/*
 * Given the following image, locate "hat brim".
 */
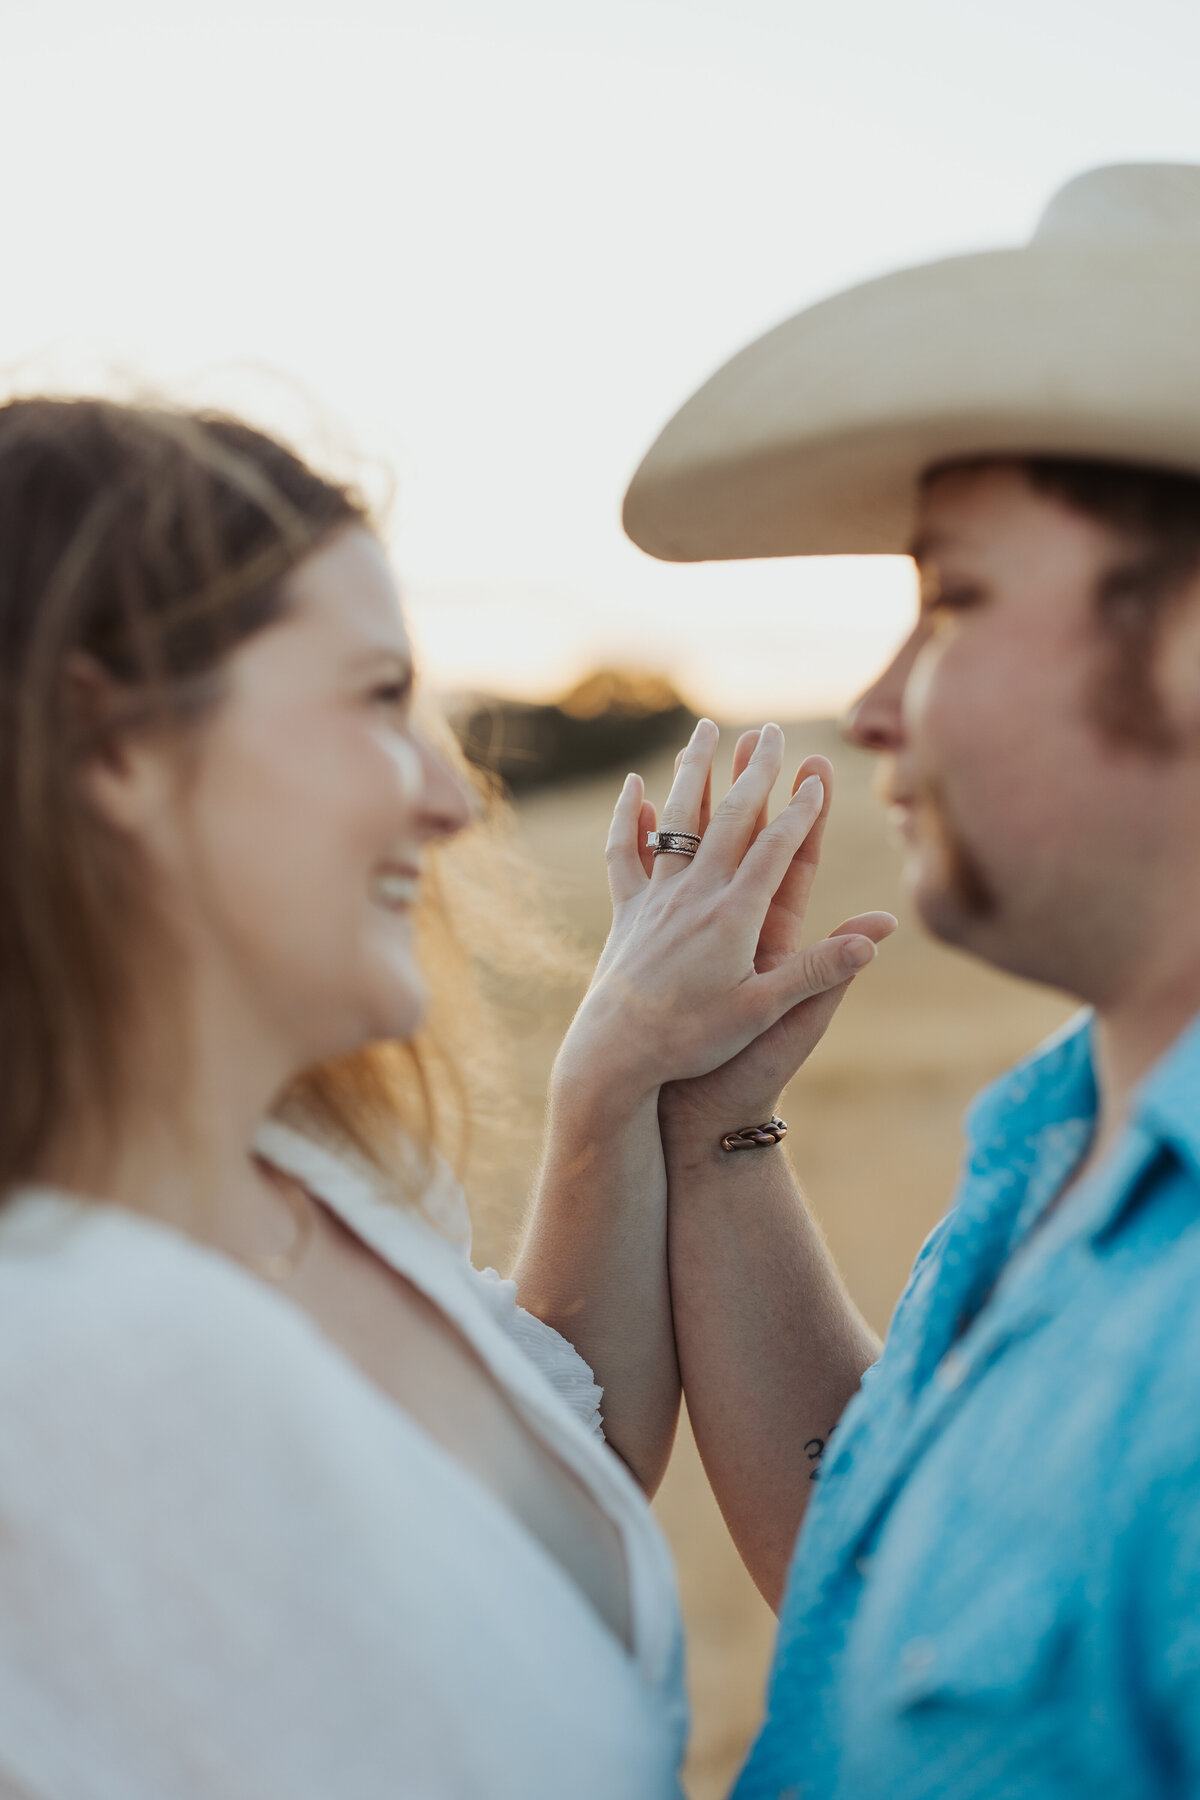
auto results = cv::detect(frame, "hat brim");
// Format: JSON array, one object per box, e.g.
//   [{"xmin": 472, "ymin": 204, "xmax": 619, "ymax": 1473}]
[{"xmin": 622, "ymin": 243, "xmax": 1200, "ymax": 561}]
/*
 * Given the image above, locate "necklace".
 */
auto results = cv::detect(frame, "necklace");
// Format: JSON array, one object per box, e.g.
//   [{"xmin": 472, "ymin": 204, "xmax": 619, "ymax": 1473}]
[{"xmin": 253, "ymin": 1162, "xmax": 316, "ymax": 1284}]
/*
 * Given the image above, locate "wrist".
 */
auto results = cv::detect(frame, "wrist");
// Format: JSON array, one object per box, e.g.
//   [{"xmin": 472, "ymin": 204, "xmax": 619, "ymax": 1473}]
[
  {"xmin": 658, "ymin": 1081, "xmax": 785, "ymax": 1138},
  {"xmin": 553, "ymin": 994, "xmax": 663, "ymax": 1115},
  {"xmin": 549, "ymin": 1044, "xmax": 661, "ymax": 1125},
  {"xmin": 659, "ymin": 1087, "xmax": 789, "ymax": 1167}
]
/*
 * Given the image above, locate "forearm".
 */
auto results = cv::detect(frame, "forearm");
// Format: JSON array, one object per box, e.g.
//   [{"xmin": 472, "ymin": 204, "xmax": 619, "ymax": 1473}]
[
  {"xmin": 665, "ymin": 1108, "xmax": 879, "ymax": 1607},
  {"xmin": 513, "ymin": 1063, "xmax": 680, "ymax": 1494}
]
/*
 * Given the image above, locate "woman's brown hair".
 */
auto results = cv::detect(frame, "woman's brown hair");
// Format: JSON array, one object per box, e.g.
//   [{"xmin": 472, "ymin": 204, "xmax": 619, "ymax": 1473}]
[{"xmin": 0, "ymin": 396, "xmax": 515, "ymax": 1203}]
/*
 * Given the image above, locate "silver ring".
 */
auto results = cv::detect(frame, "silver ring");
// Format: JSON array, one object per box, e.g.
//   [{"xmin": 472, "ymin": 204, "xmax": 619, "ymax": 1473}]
[{"xmin": 647, "ymin": 829, "xmax": 701, "ymax": 858}]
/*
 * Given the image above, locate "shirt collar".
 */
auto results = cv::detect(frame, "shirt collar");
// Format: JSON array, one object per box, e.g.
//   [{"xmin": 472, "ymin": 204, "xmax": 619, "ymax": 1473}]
[
  {"xmin": 1131, "ymin": 1006, "xmax": 1200, "ymax": 1190},
  {"xmin": 962, "ymin": 1002, "xmax": 1200, "ymax": 1256},
  {"xmin": 963, "ymin": 1007, "xmax": 1097, "ymax": 1167}
]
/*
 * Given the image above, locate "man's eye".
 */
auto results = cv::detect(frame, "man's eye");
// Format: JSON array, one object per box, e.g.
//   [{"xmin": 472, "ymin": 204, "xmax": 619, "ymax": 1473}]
[{"xmin": 926, "ymin": 585, "xmax": 983, "ymax": 615}]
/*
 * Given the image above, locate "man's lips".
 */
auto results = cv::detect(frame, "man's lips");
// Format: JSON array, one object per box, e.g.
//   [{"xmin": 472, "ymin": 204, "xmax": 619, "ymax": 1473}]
[{"xmin": 880, "ymin": 789, "xmax": 921, "ymax": 846}]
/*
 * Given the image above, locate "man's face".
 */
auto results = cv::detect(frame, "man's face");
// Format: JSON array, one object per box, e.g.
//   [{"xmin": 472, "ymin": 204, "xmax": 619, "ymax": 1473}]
[{"xmin": 844, "ymin": 462, "xmax": 1199, "ymax": 1000}]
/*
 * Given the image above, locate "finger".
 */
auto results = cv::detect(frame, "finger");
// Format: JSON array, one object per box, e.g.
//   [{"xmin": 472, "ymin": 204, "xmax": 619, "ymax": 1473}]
[
  {"xmin": 730, "ymin": 729, "xmax": 770, "ymax": 839},
  {"xmin": 733, "ymin": 767, "xmax": 826, "ymax": 904},
  {"xmin": 698, "ymin": 761, "xmax": 713, "ymax": 834},
  {"xmin": 605, "ymin": 772, "xmax": 650, "ymax": 903},
  {"xmin": 730, "ymin": 730, "xmax": 758, "ymax": 781},
  {"xmin": 673, "ymin": 746, "xmax": 713, "ymax": 834},
  {"xmin": 750, "ymin": 928, "xmax": 883, "ymax": 1029},
  {"xmin": 637, "ymin": 800, "xmax": 657, "ymax": 879},
  {"xmin": 755, "ymin": 754, "xmax": 837, "ymax": 962},
  {"xmin": 699, "ymin": 721, "xmax": 785, "ymax": 875},
  {"xmin": 652, "ymin": 717, "xmax": 719, "ymax": 882},
  {"xmin": 753, "ymin": 918, "xmax": 897, "ymax": 1047},
  {"xmin": 829, "ymin": 910, "xmax": 899, "ymax": 945},
  {"xmin": 775, "ymin": 754, "xmax": 835, "ymax": 915}
]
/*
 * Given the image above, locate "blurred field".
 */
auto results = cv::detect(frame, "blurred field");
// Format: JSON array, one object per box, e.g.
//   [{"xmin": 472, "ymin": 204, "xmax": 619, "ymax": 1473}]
[{"xmin": 465, "ymin": 718, "xmax": 1075, "ymax": 1800}]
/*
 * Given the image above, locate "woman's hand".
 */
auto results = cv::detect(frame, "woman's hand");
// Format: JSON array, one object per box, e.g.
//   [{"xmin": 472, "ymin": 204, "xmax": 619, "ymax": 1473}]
[
  {"xmin": 658, "ymin": 728, "xmax": 896, "ymax": 1141},
  {"xmin": 553, "ymin": 719, "xmax": 894, "ymax": 1114}
]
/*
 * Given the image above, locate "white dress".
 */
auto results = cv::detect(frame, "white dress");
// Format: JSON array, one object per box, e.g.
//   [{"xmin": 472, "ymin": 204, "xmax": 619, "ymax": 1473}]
[{"xmin": 0, "ymin": 1121, "xmax": 688, "ymax": 1800}]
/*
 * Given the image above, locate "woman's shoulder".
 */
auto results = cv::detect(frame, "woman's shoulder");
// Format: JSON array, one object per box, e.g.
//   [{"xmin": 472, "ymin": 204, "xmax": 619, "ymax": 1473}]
[
  {"xmin": 0, "ymin": 1183, "xmax": 481, "ymax": 1537},
  {"xmin": 0, "ymin": 1186, "xmax": 339, "ymax": 1438}
]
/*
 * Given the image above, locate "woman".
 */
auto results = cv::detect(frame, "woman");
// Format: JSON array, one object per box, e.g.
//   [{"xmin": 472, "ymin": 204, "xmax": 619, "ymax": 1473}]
[{"xmin": 0, "ymin": 397, "xmax": 891, "ymax": 1799}]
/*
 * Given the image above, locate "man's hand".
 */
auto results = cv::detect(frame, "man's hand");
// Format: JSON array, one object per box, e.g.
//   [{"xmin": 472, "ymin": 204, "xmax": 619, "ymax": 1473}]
[
  {"xmin": 656, "ymin": 730, "xmax": 896, "ymax": 1138},
  {"xmin": 553, "ymin": 722, "xmax": 891, "ymax": 1114}
]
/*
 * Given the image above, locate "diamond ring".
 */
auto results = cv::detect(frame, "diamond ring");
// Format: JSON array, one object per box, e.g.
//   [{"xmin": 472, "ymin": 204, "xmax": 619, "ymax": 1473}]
[{"xmin": 647, "ymin": 829, "xmax": 701, "ymax": 859}]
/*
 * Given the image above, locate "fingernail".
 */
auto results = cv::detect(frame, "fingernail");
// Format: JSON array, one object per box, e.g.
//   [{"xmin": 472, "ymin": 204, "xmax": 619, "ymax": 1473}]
[
  {"xmin": 842, "ymin": 936, "xmax": 876, "ymax": 970},
  {"xmin": 793, "ymin": 774, "xmax": 824, "ymax": 807}
]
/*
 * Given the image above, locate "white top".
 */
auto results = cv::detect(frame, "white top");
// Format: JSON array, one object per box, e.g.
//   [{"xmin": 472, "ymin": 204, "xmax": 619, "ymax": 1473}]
[{"xmin": 0, "ymin": 1121, "xmax": 687, "ymax": 1800}]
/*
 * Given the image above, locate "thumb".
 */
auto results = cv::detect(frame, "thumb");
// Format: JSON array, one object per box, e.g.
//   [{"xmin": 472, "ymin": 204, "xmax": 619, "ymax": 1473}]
[{"xmin": 754, "ymin": 931, "xmax": 879, "ymax": 1022}]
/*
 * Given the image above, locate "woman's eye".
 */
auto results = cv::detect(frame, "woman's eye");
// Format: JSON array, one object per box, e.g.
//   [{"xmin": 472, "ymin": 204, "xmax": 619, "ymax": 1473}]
[{"xmin": 371, "ymin": 682, "xmax": 411, "ymax": 709}]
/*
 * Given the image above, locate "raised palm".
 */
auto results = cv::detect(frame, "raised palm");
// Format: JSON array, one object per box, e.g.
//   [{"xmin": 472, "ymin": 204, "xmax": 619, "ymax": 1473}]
[{"xmin": 646, "ymin": 731, "xmax": 894, "ymax": 1131}]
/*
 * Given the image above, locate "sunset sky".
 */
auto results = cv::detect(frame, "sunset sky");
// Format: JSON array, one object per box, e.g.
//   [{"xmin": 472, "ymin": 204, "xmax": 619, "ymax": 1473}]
[{"xmin": 6, "ymin": 0, "xmax": 1200, "ymax": 716}]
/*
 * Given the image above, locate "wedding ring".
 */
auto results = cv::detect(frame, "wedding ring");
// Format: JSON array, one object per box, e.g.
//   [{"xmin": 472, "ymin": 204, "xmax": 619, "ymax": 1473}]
[{"xmin": 647, "ymin": 829, "xmax": 701, "ymax": 858}]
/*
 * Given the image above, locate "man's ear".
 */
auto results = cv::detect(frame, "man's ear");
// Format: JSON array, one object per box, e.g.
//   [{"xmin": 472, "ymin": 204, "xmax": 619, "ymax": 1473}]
[{"xmin": 65, "ymin": 653, "xmax": 164, "ymax": 838}]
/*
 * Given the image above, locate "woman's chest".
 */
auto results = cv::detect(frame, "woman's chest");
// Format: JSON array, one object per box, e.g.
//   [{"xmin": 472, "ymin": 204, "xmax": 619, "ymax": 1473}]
[{"xmin": 289, "ymin": 1203, "xmax": 633, "ymax": 1648}]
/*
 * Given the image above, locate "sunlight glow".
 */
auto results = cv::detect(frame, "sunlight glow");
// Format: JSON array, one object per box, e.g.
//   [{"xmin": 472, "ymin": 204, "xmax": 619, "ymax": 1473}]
[{"xmin": 4, "ymin": 0, "xmax": 1200, "ymax": 715}]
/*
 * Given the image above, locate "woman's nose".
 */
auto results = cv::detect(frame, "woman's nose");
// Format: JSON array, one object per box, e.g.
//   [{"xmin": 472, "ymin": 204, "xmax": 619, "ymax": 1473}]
[{"xmin": 419, "ymin": 741, "xmax": 476, "ymax": 843}]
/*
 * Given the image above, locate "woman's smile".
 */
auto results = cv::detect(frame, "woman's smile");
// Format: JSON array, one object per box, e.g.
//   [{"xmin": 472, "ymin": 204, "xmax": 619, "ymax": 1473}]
[{"xmin": 371, "ymin": 863, "xmax": 422, "ymax": 912}]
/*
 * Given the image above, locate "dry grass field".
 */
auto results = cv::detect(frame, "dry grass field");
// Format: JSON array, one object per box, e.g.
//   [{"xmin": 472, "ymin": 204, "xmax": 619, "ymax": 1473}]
[{"xmin": 464, "ymin": 717, "xmax": 1075, "ymax": 1800}]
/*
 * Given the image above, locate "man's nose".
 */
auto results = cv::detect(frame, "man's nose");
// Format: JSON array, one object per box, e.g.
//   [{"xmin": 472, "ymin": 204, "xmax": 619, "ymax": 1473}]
[
  {"xmin": 842, "ymin": 665, "xmax": 905, "ymax": 752},
  {"xmin": 841, "ymin": 627, "xmax": 922, "ymax": 752}
]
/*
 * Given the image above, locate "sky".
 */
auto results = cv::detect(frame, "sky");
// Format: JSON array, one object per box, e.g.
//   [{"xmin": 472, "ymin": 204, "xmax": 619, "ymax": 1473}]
[{"xmin": 5, "ymin": 0, "xmax": 1200, "ymax": 716}]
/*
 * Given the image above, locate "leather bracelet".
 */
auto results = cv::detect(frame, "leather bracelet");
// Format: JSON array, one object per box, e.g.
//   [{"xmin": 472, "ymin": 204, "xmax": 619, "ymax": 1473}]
[{"xmin": 720, "ymin": 1116, "xmax": 788, "ymax": 1152}]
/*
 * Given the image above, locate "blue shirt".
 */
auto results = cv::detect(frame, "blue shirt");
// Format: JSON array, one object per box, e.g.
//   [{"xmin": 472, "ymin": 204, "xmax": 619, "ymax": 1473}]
[{"xmin": 736, "ymin": 1009, "xmax": 1200, "ymax": 1800}]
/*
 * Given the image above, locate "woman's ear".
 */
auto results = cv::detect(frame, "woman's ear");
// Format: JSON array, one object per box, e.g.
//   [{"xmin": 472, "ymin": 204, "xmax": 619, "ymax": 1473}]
[{"xmin": 64, "ymin": 653, "xmax": 168, "ymax": 839}]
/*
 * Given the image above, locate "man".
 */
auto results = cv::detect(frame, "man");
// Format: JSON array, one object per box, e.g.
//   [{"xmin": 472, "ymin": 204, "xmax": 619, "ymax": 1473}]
[{"xmin": 624, "ymin": 164, "xmax": 1200, "ymax": 1796}]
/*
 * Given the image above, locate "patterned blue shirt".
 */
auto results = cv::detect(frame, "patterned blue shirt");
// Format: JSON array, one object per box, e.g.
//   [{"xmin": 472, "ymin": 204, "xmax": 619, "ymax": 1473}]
[{"xmin": 736, "ymin": 1008, "xmax": 1200, "ymax": 1800}]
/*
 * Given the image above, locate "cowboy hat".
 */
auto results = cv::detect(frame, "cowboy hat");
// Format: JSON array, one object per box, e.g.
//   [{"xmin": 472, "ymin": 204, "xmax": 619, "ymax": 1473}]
[{"xmin": 622, "ymin": 163, "xmax": 1200, "ymax": 562}]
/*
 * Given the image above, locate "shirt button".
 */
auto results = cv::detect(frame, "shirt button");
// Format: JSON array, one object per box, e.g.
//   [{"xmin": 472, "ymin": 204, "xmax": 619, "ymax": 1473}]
[
  {"xmin": 936, "ymin": 1347, "xmax": 969, "ymax": 1390},
  {"xmin": 900, "ymin": 1637, "xmax": 936, "ymax": 1676}
]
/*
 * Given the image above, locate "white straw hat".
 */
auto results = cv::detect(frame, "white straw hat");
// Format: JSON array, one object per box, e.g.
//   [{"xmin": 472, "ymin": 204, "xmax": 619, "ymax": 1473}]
[{"xmin": 622, "ymin": 164, "xmax": 1200, "ymax": 562}]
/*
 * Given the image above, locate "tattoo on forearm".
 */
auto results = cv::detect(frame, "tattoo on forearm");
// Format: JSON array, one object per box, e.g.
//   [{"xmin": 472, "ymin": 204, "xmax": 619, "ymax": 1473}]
[{"xmin": 804, "ymin": 1427, "xmax": 835, "ymax": 1482}]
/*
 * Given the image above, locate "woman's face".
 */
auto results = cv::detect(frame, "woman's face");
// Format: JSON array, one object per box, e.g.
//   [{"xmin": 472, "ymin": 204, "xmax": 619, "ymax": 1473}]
[{"xmin": 117, "ymin": 527, "xmax": 473, "ymax": 1071}]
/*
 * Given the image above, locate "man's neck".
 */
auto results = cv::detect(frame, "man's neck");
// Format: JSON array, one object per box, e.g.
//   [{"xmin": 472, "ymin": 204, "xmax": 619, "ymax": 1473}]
[{"xmin": 1089, "ymin": 951, "xmax": 1200, "ymax": 1168}]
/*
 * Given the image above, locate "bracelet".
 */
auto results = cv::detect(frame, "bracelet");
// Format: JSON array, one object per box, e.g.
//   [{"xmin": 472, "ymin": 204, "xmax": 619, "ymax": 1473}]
[{"xmin": 720, "ymin": 1116, "xmax": 788, "ymax": 1152}]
